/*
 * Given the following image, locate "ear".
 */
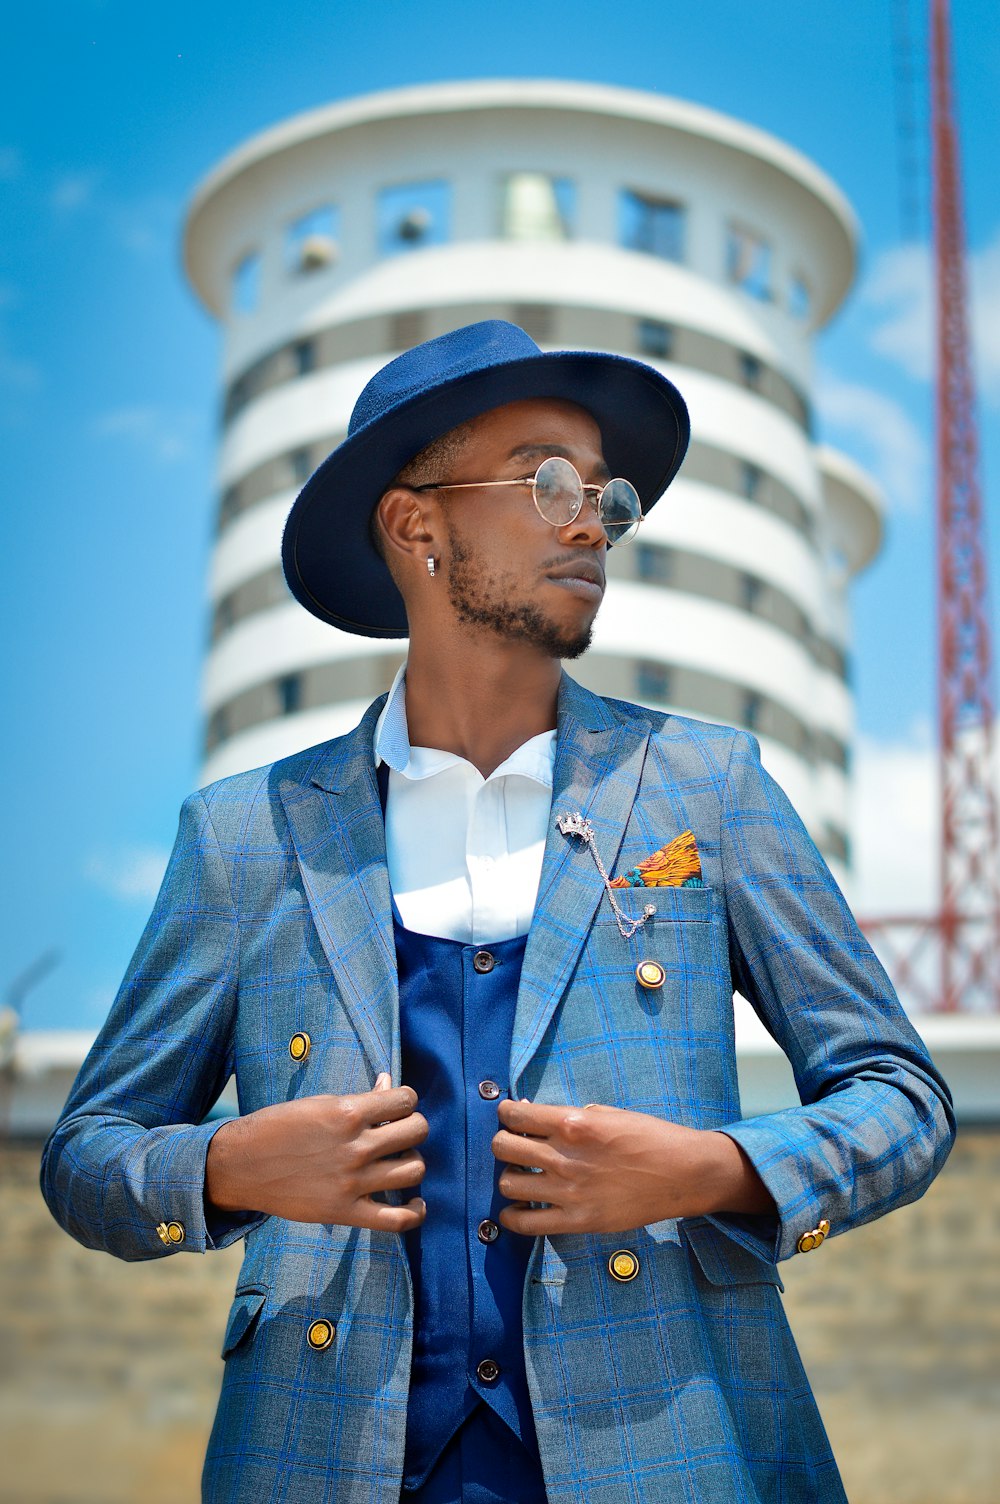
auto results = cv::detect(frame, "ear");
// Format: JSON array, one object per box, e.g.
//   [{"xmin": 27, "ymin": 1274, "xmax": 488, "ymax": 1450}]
[{"xmin": 375, "ymin": 487, "xmax": 437, "ymax": 569}]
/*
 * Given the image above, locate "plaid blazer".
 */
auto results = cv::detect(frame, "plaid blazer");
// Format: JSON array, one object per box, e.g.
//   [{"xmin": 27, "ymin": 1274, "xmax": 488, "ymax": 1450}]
[{"xmin": 41, "ymin": 674, "xmax": 955, "ymax": 1504}]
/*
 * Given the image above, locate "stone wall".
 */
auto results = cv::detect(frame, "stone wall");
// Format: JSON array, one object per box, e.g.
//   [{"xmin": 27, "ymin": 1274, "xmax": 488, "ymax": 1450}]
[{"xmin": 2, "ymin": 1131, "xmax": 995, "ymax": 1503}]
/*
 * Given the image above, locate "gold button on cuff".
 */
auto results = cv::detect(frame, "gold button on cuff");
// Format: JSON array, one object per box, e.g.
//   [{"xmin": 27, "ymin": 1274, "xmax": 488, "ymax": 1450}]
[
  {"xmin": 609, "ymin": 1249, "xmax": 640, "ymax": 1282},
  {"xmin": 817, "ymin": 1219, "xmax": 830, "ymax": 1238},
  {"xmin": 796, "ymin": 1219, "xmax": 831, "ymax": 1255},
  {"xmin": 635, "ymin": 961, "xmax": 666, "ymax": 990},
  {"xmin": 155, "ymin": 1220, "xmax": 185, "ymax": 1246},
  {"xmin": 289, "ymin": 1031, "xmax": 311, "ymax": 1062},
  {"xmin": 307, "ymin": 1319, "xmax": 335, "ymax": 1351}
]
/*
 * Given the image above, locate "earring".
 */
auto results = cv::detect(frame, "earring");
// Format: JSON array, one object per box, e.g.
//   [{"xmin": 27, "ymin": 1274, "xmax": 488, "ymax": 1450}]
[{"xmin": 426, "ymin": 557, "xmax": 436, "ymax": 577}]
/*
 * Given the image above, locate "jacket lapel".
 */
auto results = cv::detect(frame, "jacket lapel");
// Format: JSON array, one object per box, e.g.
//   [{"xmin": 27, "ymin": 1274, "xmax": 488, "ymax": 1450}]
[
  {"xmin": 510, "ymin": 675, "xmax": 650, "ymax": 1092},
  {"xmin": 278, "ymin": 698, "xmax": 400, "ymax": 1081}
]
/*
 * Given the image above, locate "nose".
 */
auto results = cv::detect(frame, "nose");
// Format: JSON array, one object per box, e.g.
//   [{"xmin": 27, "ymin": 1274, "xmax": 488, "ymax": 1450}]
[{"xmin": 558, "ymin": 492, "xmax": 607, "ymax": 550}]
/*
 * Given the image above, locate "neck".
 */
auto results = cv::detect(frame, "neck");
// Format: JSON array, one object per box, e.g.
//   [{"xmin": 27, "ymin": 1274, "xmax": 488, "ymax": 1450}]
[{"xmin": 402, "ymin": 633, "xmax": 562, "ymax": 778}]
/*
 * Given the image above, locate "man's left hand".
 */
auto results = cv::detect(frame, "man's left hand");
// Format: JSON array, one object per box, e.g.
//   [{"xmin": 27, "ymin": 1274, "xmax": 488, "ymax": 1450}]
[{"xmin": 492, "ymin": 1099, "xmax": 774, "ymax": 1235}]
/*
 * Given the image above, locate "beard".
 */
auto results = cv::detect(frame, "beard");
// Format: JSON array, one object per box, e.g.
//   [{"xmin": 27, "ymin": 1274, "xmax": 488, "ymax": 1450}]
[{"xmin": 444, "ymin": 531, "xmax": 594, "ymax": 660}]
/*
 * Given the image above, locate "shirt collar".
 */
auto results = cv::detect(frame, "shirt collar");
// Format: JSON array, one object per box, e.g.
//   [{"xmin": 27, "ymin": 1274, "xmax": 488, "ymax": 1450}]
[{"xmin": 373, "ymin": 662, "xmax": 555, "ymax": 787}]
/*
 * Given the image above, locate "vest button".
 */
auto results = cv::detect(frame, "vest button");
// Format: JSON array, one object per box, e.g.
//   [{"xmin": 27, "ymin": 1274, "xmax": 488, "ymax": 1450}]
[
  {"xmin": 477, "ymin": 1218, "xmax": 500, "ymax": 1244},
  {"xmin": 473, "ymin": 950, "xmax": 496, "ymax": 973},
  {"xmin": 476, "ymin": 1358, "xmax": 500, "ymax": 1383},
  {"xmin": 478, "ymin": 1079, "xmax": 501, "ymax": 1100}
]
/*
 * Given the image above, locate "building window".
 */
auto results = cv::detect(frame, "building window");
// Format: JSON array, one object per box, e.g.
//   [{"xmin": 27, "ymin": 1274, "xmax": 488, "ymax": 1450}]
[
  {"xmin": 501, "ymin": 173, "xmax": 575, "ymax": 240},
  {"xmin": 739, "ymin": 352, "xmax": 763, "ymax": 391},
  {"xmin": 293, "ymin": 340, "xmax": 315, "ymax": 376},
  {"xmin": 511, "ymin": 303, "xmax": 554, "ymax": 343},
  {"xmin": 278, "ymin": 674, "xmax": 302, "ymax": 716},
  {"xmin": 390, "ymin": 310, "xmax": 426, "ymax": 350},
  {"xmin": 206, "ymin": 707, "xmax": 230, "ymax": 751},
  {"xmin": 620, "ymin": 190, "xmax": 685, "ymax": 262},
  {"xmin": 726, "ymin": 224, "xmax": 772, "ymax": 301},
  {"xmin": 636, "ymin": 544, "xmax": 672, "ymax": 585},
  {"xmin": 285, "ymin": 205, "xmax": 340, "ymax": 274},
  {"xmin": 377, "ymin": 180, "xmax": 451, "ymax": 257},
  {"xmin": 740, "ymin": 573, "xmax": 762, "ymax": 611},
  {"xmin": 740, "ymin": 461, "xmax": 762, "ymax": 500},
  {"xmin": 232, "ymin": 251, "xmax": 261, "ymax": 314},
  {"xmin": 789, "ymin": 275, "xmax": 811, "ymax": 322},
  {"xmin": 637, "ymin": 319, "xmax": 673, "ymax": 359},
  {"xmin": 742, "ymin": 691, "xmax": 763, "ymax": 730},
  {"xmin": 636, "ymin": 660, "xmax": 672, "ymax": 703},
  {"xmin": 289, "ymin": 447, "xmax": 312, "ymax": 484}
]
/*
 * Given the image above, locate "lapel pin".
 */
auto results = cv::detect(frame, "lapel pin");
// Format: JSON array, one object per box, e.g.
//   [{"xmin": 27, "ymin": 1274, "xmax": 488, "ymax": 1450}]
[{"xmin": 557, "ymin": 811, "xmax": 657, "ymax": 939}]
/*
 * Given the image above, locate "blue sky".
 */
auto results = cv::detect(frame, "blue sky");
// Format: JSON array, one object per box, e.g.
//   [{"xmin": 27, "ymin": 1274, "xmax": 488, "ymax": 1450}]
[{"xmin": 2, "ymin": 0, "xmax": 998, "ymax": 1031}]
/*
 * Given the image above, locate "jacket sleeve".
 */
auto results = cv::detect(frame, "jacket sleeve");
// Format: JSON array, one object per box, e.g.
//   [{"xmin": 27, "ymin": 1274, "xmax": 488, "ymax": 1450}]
[
  {"xmin": 40, "ymin": 791, "xmax": 266, "ymax": 1260},
  {"xmin": 710, "ymin": 730, "xmax": 955, "ymax": 1264}
]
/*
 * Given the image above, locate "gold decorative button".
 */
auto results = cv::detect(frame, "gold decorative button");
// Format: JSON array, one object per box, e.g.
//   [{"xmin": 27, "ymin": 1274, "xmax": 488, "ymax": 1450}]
[
  {"xmin": 473, "ymin": 950, "xmax": 496, "ymax": 974},
  {"xmin": 608, "ymin": 1249, "xmax": 640, "ymax": 1282},
  {"xmin": 635, "ymin": 961, "xmax": 666, "ymax": 990},
  {"xmin": 289, "ymin": 1031, "xmax": 311, "ymax": 1062},
  {"xmin": 306, "ymin": 1318, "xmax": 335, "ymax": 1351},
  {"xmin": 478, "ymin": 1079, "xmax": 501, "ymax": 1101},
  {"xmin": 155, "ymin": 1220, "xmax": 185, "ymax": 1246},
  {"xmin": 476, "ymin": 1357, "xmax": 500, "ymax": 1383},
  {"xmin": 796, "ymin": 1218, "xmax": 831, "ymax": 1254},
  {"xmin": 477, "ymin": 1219, "xmax": 500, "ymax": 1244}
]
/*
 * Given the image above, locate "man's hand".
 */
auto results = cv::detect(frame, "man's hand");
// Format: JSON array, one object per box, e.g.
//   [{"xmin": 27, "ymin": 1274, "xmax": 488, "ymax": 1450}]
[
  {"xmin": 205, "ymin": 1072, "xmax": 427, "ymax": 1233},
  {"xmin": 492, "ymin": 1099, "xmax": 774, "ymax": 1236}
]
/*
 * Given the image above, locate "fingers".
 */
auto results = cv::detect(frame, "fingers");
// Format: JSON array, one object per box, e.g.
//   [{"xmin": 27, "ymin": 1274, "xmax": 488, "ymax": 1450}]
[
  {"xmin": 491, "ymin": 1128, "xmax": 557, "ymax": 1171},
  {"xmin": 361, "ymin": 1195, "xmax": 427, "ymax": 1233},
  {"xmin": 499, "ymin": 1167, "xmax": 558, "ymax": 1203},
  {"xmin": 359, "ymin": 1083, "xmax": 419, "ymax": 1126},
  {"xmin": 496, "ymin": 1098, "xmax": 585, "ymax": 1135},
  {"xmin": 497, "ymin": 1202, "xmax": 568, "ymax": 1236},
  {"xmin": 357, "ymin": 1151, "xmax": 426, "ymax": 1195},
  {"xmin": 374, "ymin": 1072, "xmax": 392, "ymax": 1090},
  {"xmin": 364, "ymin": 1110, "xmax": 429, "ymax": 1158}
]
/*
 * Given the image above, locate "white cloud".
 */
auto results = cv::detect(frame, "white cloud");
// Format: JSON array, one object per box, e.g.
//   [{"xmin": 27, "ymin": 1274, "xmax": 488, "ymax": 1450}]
[
  {"xmin": 92, "ymin": 404, "xmax": 202, "ymax": 463},
  {"xmin": 49, "ymin": 170, "xmax": 102, "ymax": 214},
  {"xmin": 852, "ymin": 720, "xmax": 938, "ymax": 918},
  {"xmin": 85, "ymin": 845, "xmax": 169, "ymax": 904},
  {"xmin": 862, "ymin": 231, "xmax": 1000, "ymax": 404},
  {"xmin": 816, "ymin": 371, "xmax": 928, "ymax": 511}
]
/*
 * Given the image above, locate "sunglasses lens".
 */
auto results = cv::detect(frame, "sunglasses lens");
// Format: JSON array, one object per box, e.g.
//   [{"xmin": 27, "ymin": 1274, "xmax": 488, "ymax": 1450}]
[
  {"xmin": 533, "ymin": 456, "xmax": 582, "ymax": 526},
  {"xmin": 599, "ymin": 479, "xmax": 642, "ymax": 546}
]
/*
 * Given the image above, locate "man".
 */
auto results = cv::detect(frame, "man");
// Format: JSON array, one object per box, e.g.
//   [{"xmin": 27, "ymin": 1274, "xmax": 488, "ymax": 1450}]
[{"xmin": 42, "ymin": 320, "xmax": 955, "ymax": 1504}]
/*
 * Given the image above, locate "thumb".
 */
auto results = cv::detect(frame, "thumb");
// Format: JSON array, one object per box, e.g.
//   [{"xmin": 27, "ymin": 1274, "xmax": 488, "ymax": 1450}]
[{"xmin": 374, "ymin": 1072, "xmax": 392, "ymax": 1091}]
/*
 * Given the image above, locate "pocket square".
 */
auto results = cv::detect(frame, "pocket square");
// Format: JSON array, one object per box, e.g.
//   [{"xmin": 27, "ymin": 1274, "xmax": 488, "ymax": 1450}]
[{"xmin": 610, "ymin": 830, "xmax": 703, "ymax": 888}]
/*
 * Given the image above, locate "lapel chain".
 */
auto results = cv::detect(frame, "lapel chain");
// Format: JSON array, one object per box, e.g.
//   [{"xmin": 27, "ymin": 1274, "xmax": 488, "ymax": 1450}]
[{"xmin": 556, "ymin": 812, "xmax": 657, "ymax": 939}]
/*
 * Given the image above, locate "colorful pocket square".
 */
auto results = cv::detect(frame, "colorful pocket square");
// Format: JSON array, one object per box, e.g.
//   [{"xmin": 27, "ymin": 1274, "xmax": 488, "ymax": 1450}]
[{"xmin": 610, "ymin": 830, "xmax": 703, "ymax": 888}]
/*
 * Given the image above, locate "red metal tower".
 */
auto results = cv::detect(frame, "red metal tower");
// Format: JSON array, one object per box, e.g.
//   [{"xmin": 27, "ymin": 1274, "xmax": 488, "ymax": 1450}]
[{"xmin": 863, "ymin": 0, "xmax": 999, "ymax": 1011}]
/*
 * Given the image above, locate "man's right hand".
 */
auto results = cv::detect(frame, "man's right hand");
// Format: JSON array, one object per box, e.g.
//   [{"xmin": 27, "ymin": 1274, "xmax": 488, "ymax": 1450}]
[{"xmin": 205, "ymin": 1072, "xmax": 428, "ymax": 1232}]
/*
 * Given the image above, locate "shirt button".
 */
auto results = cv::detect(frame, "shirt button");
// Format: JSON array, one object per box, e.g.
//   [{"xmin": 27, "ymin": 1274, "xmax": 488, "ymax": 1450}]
[
  {"xmin": 477, "ymin": 1218, "xmax": 500, "ymax": 1244},
  {"xmin": 473, "ymin": 950, "xmax": 496, "ymax": 973},
  {"xmin": 478, "ymin": 1079, "xmax": 501, "ymax": 1100},
  {"xmin": 476, "ymin": 1358, "xmax": 500, "ymax": 1383}
]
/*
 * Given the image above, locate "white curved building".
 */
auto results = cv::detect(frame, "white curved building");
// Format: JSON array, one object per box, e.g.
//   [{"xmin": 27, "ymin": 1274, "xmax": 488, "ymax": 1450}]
[{"xmin": 184, "ymin": 79, "xmax": 882, "ymax": 891}]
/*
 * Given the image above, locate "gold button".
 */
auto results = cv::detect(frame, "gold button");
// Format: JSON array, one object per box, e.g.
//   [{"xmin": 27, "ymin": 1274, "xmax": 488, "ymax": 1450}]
[
  {"xmin": 608, "ymin": 1249, "xmax": 640, "ymax": 1282},
  {"xmin": 289, "ymin": 1031, "xmax": 311, "ymax": 1062},
  {"xmin": 156, "ymin": 1220, "xmax": 185, "ymax": 1245},
  {"xmin": 817, "ymin": 1219, "xmax": 830, "ymax": 1238},
  {"xmin": 635, "ymin": 961, "xmax": 665, "ymax": 990},
  {"xmin": 797, "ymin": 1231, "xmax": 817, "ymax": 1253},
  {"xmin": 307, "ymin": 1319, "xmax": 335, "ymax": 1351}
]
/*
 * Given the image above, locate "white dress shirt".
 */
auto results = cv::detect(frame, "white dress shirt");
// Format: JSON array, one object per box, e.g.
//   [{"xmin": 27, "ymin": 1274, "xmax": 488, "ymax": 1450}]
[{"xmin": 373, "ymin": 664, "xmax": 555, "ymax": 943}]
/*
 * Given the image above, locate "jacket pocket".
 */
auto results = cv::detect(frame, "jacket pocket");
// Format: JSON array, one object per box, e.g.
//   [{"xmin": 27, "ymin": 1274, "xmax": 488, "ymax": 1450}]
[
  {"xmin": 221, "ymin": 1286, "xmax": 267, "ymax": 1359},
  {"xmin": 681, "ymin": 1218, "xmax": 784, "ymax": 1291}
]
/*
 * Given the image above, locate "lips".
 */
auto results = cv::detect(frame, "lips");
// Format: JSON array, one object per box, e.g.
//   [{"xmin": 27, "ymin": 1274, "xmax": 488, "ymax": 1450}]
[{"xmin": 545, "ymin": 560, "xmax": 606, "ymax": 594}]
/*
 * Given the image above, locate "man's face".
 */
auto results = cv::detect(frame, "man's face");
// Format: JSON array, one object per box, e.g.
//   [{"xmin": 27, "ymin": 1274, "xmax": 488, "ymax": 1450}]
[{"xmin": 432, "ymin": 398, "xmax": 610, "ymax": 660}]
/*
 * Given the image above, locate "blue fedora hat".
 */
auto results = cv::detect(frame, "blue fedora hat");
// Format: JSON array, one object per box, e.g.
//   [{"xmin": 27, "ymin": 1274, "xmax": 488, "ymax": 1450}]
[{"xmin": 281, "ymin": 319, "xmax": 690, "ymax": 637}]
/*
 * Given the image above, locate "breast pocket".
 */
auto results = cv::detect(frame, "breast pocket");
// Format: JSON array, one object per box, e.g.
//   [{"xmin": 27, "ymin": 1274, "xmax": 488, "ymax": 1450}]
[{"xmin": 586, "ymin": 883, "xmax": 718, "ymax": 1004}]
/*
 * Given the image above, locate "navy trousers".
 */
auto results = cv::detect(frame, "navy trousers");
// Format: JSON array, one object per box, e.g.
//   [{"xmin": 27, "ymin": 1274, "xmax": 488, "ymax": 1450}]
[{"xmin": 400, "ymin": 1403, "xmax": 548, "ymax": 1504}]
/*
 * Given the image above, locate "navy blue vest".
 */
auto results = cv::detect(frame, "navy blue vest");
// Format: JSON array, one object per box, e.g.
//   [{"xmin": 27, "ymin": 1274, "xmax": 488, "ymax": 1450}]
[{"xmin": 395, "ymin": 919, "xmax": 540, "ymax": 1488}]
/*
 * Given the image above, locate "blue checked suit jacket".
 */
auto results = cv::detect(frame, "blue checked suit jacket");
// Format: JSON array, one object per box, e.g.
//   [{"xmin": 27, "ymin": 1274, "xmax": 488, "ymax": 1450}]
[{"xmin": 41, "ymin": 674, "xmax": 955, "ymax": 1504}]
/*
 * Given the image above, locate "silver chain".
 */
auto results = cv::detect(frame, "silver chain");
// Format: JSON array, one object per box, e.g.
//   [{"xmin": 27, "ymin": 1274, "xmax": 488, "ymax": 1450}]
[{"xmin": 556, "ymin": 812, "xmax": 657, "ymax": 939}]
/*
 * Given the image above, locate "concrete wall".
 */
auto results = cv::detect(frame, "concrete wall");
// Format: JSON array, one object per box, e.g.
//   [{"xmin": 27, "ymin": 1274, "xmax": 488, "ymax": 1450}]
[{"xmin": 2, "ymin": 1131, "xmax": 995, "ymax": 1504}]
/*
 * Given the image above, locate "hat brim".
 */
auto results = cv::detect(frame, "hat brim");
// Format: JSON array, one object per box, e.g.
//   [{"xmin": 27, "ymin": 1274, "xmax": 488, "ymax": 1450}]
[{"xmin": 281, "ymin": 349, "xmax": 690, "ymax": 638}]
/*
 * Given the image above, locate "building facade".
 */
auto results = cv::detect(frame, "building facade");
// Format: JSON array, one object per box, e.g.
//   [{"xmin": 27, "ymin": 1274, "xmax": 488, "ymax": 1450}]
[{"xmin": 183, "ymin": 79, "xmax": 882, "ymax": 891}]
